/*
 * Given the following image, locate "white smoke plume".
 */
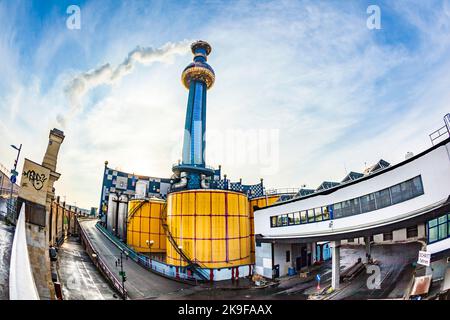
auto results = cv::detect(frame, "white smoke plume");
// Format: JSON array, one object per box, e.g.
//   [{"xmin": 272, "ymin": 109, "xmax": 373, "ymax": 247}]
[{"xmin": 58, "ymin": 39, "xmax": 192, "ymax": 126}]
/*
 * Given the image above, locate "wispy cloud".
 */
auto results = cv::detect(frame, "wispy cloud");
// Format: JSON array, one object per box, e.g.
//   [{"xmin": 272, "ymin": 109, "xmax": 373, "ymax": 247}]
[
  {"xmin": 58, "ymin": 40, "xmax": 191, "ymax": 126},
  {"xmin": 1, "ymin": 0, "xmax": 450, "ymax": 207}
]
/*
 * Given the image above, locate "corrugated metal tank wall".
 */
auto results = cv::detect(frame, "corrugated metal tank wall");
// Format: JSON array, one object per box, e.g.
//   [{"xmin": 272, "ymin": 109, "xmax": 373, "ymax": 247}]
[
  {"xmin": 127, "ymin": 199, "xmax": 167, "ymax": 253},
  {"xmin": 117, "ymin": 198, "xmax": 128, "ymax": 241},
  {"xmin": 166, "ymin": 189, "xmax": 251, "ymax": 268},
  {"xmin": 106, "ymin": 194, "xmax": 117, "ymax": 233},
  {"xmin": 249, "ymin": 195, "xmax": 280, "ymax": 263}
]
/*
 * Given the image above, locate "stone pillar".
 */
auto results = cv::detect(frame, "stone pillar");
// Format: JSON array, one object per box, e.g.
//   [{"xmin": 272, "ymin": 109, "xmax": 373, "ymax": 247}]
[
  {"xmin": 42, "ymin": 129, "xmax": 65, "ymax": 214},
  {"xmin": 331, "ymin": 240, "xmax": 341, "ymax": 290},
  {"xmin": 25, "ymin": 128, "xmax": 65, "ymax": 300}
]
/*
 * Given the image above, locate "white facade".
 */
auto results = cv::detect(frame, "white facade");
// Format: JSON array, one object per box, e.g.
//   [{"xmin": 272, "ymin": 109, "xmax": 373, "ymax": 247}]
[{"xmin": 254, "ymin": 141, "xmax": 450, "ymax": 240}]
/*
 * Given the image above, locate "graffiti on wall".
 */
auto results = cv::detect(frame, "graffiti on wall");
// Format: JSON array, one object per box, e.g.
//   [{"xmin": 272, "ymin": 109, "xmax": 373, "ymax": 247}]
[{"xmin": 19, "ymin": 158, "xmax": 51, "ymax": 206}]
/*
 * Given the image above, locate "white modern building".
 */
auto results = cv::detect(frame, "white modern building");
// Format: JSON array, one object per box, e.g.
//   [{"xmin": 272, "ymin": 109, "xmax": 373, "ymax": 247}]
[{"xmin": 254, "ymin": 117, "xmax": 450, "ymax": 292}]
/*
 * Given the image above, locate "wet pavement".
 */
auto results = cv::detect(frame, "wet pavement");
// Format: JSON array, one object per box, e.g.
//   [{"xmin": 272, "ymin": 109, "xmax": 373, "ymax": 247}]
[
  {"xmin": 0, "ymin": 218, "xmax": 14, "ymax": 300},
  {"xmin": 75, "ymin": 220, "xmax": 423, "ymax": 300},
  {"xmin": 57, "ymin": 236, "xmax": 118, "ymax": 300},
  {"xmin": 80, "ymin": 220, "xmax": 190, "ymax": 299},
  {"xmin": 330, "ymin": 242, "xmax": 421, "ymax": 300}
]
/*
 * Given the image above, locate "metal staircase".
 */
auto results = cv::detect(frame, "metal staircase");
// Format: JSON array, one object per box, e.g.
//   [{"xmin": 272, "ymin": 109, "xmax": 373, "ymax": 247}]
[{"xmin": 160, "ymin": 202, "xmax": 209, "ymax": 281}]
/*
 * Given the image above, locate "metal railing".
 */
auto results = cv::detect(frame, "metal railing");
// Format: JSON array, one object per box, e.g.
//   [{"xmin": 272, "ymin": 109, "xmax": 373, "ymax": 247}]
[
  {"xmin": 265, "ymin": 188, "xmax": 300, "ymax": 195},
  {"xmin": 429, "ymin": 124, "xmax": 449, "ymax": 145}
]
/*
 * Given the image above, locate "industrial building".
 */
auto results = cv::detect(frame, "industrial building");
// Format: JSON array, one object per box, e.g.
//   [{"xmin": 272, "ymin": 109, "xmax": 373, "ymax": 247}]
[
  {"xmin": 98, "ymin": 41, "xmax": 292, "ymax": 281},
  {"xmin": 254, "ymin": 121, "xmax": 450, "ymax": 293}
]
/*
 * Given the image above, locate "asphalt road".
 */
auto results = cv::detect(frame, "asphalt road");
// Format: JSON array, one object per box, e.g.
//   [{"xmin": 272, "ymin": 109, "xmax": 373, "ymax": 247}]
[
  {"xmin": 57, "ymin": 236, "xmax": 118, "ymax": 300},
  {"xmin": 0, "ymin": 218, "xmax": 13, "ymax": 300},
  {"xmin": 80, "ymin": 220, "xmax": 190, "ymax": 299}
]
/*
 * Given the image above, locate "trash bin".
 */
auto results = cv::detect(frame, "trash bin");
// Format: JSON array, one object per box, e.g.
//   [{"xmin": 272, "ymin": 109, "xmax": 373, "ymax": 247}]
[
  {"xmin": 273, "ymin": 264, "xmax": 280, "ymax": 278},
  {"xmin": 288, "ymin": 267, "xmax": 296, "ymax": 276}
]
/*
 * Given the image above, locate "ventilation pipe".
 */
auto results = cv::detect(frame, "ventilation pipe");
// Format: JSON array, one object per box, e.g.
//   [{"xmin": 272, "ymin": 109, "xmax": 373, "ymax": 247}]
[
  {"xmin": 172, "ymin": 172, "xmax": 187, "ymax": 189},
  {"xmin": 200, "ymin": 174, "xmax": 210, "ymax": 189}
]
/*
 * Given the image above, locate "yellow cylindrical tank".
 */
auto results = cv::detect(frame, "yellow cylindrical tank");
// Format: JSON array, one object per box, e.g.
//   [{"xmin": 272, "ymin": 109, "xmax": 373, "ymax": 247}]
[
  {"xmin": 126, "ymin": 198, "xmax": 166, "ymax": 253},
  {"xmin": 166, "ymin": 189, "xmax": 251, "ymax": 269},
  {"xmin": 249, "ymin": 195, "xmax": 280, "ymax": 263}
]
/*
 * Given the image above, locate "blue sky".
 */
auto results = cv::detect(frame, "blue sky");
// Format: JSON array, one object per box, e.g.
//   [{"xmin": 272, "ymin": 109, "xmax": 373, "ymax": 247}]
[{"xmin": 1, "ymin": 0, "xmax": 450, "ymax": 208}]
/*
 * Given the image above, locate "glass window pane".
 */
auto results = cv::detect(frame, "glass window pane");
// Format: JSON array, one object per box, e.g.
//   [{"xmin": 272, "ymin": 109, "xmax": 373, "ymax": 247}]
[
  {"xmin": 428, "ymin": 218, "xmax": 438, "ymax": 228},
  {"xmin": 322, "ymin": 206, "xmax": 330, "ymax": 220},
  {"xmin": 271, "ymin": 216, "xmax": 277, "ymax": 227},
  {"xmin": 375, "ymin": 188, "xmax": 391, "ymax": 209},
  {"xmin": 412, "ymin": 176, "xmax": 424, "ymax": 196},
  {"xmin": 282, "ymin": 215, "xmax": 288, "ymax": 226},
  {"xmin": 341, "ymin": 200, "xmax": 351, "ymax": 217},
  {"xmin": 294, "ymin": 212, "xmax": 300, "ymax": 224},
  {"xmin": 360, "ymin": 193, "xmax": 376, "ymax": 213},
  {"xmin": 277, "ymin": 216, "xmax": 283, "ymax": 227},
  {"xmin": 300, "ymin": 211, "xmax": 307, "ymax": 224},
  {"xmin": 400, "ymin": 180, "xmax": 414, "ymax": 201},
  {"xmin": 390, "ymin": 184, "xmax": 402, "ymax": 204},
  {"xmin": 351, "ymin": 198, "xmax": 361, "ymax": 215},
  {"xmin": 288, "ymin": 213, "xmax": 294, "ymax": 225},
  {"xmin": 314, "ymin": 208, "xmax": 323, "ymax": 222},
  {"xmin": 429, "ymin": 226, "xmax": 438, "ymax": 243},
  {"xmin": 333, "ymin": 202, "xmax": 342, "ymax": 218},
  {"xmin": 438, "ymin": 216, "xmax": 447, "ymax": 224},
  {"xmin": 307, "ymin": 209, "xmax": 315, "ymax": 223},
  {"xmin": 439, "ymin": 223, "xmax": 448, "ymax": 240}
]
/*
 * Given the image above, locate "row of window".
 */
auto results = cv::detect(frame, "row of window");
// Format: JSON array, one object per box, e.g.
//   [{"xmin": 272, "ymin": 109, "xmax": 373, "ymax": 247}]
[
  {"xmin": 270, "ymin": 176, "xmax": 424, "ymax": 228},
  {"xmin": 428, "ymin": 213, "xmax": 450, "ymax": 244}
]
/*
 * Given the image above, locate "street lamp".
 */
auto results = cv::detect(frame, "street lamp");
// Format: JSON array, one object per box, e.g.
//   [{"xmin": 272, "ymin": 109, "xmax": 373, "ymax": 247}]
[
  {"xmin": 8, "ymin": 143, "xmax": 22, "ymax": 221},
  {"xmin": 146, "ymin": 239, "xmax": 154, "ymax": 264}
]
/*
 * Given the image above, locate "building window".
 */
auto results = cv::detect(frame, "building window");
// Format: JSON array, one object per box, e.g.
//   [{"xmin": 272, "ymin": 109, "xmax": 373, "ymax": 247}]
[
  {"xmin": 271, "ymin": 216, "xmax": 277, "ymax": 227},
  {"xmin": 269, "ymin": 176, "xmax": 425, "ymax": 228},
  {"xmin": 314, "ymin": 207, "xmax": 323, "ymax": 222},
  {"xmin": 294, "ymin": 212, "xmax": 300, "ymax": 224},
  {"xmin": 348, "ymin": 238, "xmax": 354, "ymax": 243},
  {"xmin": 282, "ymin": 215, "xmax": 288, "ymax": 226},
  {"xmin": 390, "ymin": 184, "xmax": 403, "ymax": 205},
  {"xmin": 277, "ymin": 216, "xmax": 283, "ymax": 227},
  {"xmin": 300, "ymin": 211, "xmax": 307, "ymax": 224},
  {"xmin": 288, "ymin": 213, "xmax": 294, "ymax": 225},
  {"xmin": 360, "ymin": 193, "xmax": 376, "ymax": 213},
  {"xmin": 322, "ymin": 206, "xmax": 330, "ymax": 220},
  {"xmin": 375, "ymin": 188, "xmax": 391, "ymax": 209},
  {"xmin": 427, "ymin": 214, "xmax": 449, "ymax": 244},
  {"xmin": 407, "ymin": 225, "xmax": 418, "ymax": 238},
  {"xmin": 286, "ymin": 250, "xmax": 290, "ymax": 263},
  {"xmin": 307, "ymin": 209, "xmax": 315, "ymax": 223},
  {"xmin": 383, "ymin": 232, "xmax": 393, "ymax": 241},
  {"xmin": 333, "ymin": 202, "xmax": 343, "ymax": 218}
]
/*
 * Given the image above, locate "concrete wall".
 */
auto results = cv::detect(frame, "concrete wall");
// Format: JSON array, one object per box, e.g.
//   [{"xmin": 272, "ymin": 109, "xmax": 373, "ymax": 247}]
[
  {"xmin": 25, "ymin": 223, "xmax": 53, "ymax": 299},
  {"xmin": 342, "ymin": 223, "xmax": 426, "ymax": 245},
  {"xmin": 255, "ymin": 242, "xmax": 273, "ymax": 278},
  {"xmin": 9, "ymin": 204, "xmax": 39, "ymax": 300},
  {"xmin": 273, "ymin": 243, "xmax": 292, "ymax": 277}
]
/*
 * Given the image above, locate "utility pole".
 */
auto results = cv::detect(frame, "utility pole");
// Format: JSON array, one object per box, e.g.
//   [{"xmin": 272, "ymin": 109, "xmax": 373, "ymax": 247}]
[{"xmin": 8, "ymin": 143, "xmax": 22, "ymax": 221}]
